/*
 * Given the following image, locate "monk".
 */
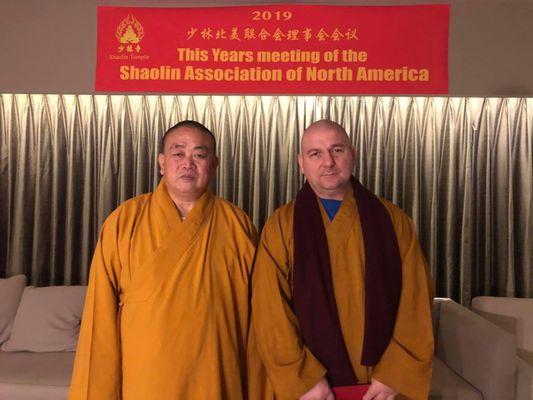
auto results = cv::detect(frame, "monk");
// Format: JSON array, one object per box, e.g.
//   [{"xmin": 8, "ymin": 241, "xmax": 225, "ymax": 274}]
[
  {"xmin": 251, "ymin": 120, "xmax": 434, "ymax": 400},
  {"xmin": 69, "ymin": 121, "xmax": 258, "ymax": 399}
]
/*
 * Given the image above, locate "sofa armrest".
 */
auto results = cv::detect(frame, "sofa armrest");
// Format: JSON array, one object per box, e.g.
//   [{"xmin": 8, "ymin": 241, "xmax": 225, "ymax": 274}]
[
  {"xmin": 472, "ymin": 296, "xmax": 533, "ymax": 353},
  {"xmin": 436, "ymin": 299, "xmax": 516, "ymax": 400}
]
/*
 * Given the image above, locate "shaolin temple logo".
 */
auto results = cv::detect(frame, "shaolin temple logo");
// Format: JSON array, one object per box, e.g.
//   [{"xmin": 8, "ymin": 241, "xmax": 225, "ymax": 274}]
[{"xmin": 115, "ymin": 14, "xmax": 145, "ymax": 53}]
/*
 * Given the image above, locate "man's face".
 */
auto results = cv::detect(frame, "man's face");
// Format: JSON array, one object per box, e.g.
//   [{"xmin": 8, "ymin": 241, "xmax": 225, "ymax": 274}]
[
  {"xmin": 298, "ymin": 127, "xmax": 355, "ymax": 199},
  {"xmin": 158, "ymin": 127, "xmax": 218, "ymax": 201}
]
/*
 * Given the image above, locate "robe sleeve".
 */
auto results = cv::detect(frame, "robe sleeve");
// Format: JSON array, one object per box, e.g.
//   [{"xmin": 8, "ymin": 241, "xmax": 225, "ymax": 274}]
[
  {"xmin": 371, "ymin": 208, "xmax": 434, "ymax": 400},
  {"xmin": 69, "ymin": 214, "xmax": 122, "ymax": 400},
  {"xmin": 251, "ymin": 208, "xmax": 326, "ymax": 400}
]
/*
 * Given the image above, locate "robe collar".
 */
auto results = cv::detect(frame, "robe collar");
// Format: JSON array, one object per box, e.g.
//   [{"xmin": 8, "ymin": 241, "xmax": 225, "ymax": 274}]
[
  {"xmin": 119, "ymin": 182, "xmax": 215, "ymax": 304},
  {"xmin": 154, "ymin": 180, "xmax": 214, "ymax": 235}
]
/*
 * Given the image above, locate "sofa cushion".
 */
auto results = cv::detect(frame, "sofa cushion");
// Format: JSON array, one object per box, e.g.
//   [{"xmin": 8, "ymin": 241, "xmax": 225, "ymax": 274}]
[
  {"xmin": 472, "ymin": 296, "xmax": 533, "ymax": 352},
  {"xmin": 437, "ymin": 299, "xmax": 516, "ymax": 400},
  {"xmin": 0, "ymin": 350, "xmax": 74, "ymax": 400},
  {"xmin": 0, "ymin": 275, "xmax": 27, "ymax": 343},
  {"xmin": 1, "ymin": 286, "xmax": 86, "ymax": 352},
  {"xmin": 429, "ymin": 357, "xmax": 483, "ymax": 400}
]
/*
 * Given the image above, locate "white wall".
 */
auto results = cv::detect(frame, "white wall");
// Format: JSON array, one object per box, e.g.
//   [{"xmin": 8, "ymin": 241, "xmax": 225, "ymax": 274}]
[{"xmin": 1, "ymin": 0, "xmax": 532, "ymax": 95}]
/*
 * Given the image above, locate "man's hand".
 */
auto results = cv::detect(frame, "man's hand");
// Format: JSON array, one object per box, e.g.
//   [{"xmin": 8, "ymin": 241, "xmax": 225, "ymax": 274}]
[
  {"xmin": 299, "ymin": 377, "xmax": 335, "ymax": 400},
  {"xmin": 362, "ymin": 378, "xmax": 397, "ymax": 400}
]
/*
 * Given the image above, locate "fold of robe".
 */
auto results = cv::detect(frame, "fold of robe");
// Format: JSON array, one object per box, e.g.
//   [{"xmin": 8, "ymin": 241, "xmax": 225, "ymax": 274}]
[
  {"xmin": 251, "ymin": 188, "xmax": 434, "ymax": 400},
  {"xmin": 69, "ymin": 181, "xmax": 258, "ymax": 400}
]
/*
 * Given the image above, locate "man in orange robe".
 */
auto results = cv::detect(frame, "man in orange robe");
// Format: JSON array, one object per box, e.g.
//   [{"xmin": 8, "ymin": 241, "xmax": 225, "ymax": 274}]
[
  {"xmin": 251, "ymin": 120, "xmax": 434, "ymax": 400},
  {"xmin": 69, "ymin": 121, "xmax": 258, "ymax": 399}
]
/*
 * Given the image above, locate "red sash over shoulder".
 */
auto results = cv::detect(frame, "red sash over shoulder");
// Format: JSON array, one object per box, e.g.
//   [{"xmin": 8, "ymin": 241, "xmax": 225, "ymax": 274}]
[{"xmin": 293, "ymin": 178, "xmax": 402, "ymax": 386}]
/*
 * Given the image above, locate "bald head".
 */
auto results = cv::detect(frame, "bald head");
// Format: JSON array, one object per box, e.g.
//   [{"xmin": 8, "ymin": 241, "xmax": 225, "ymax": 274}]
[
  {"xmin": 302, "ymin": 119, "xmax": 351, "ymax": 150},
  {"xmin": 301, "ymin": 119, "xmax": 351, "ymax": 153},
  {"xmin": 298, "ymin": 119, "xmax": 355, "ymax": 200}
]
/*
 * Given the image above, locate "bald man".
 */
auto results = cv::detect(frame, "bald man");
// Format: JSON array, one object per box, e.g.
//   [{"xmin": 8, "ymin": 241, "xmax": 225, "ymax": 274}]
[
  {"xmin": 251, "ymin": 120, "xmax": 434, "ymax": 400},
  {"xmin": 69, "ymin": 121, "xmax": 259, "ymax": 399}
]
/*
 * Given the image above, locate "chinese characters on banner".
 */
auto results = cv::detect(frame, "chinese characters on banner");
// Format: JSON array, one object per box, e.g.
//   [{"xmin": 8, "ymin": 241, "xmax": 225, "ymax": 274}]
[{"xmin": 96, "ymin": 5, "xmax": 449, "ymax": 94}]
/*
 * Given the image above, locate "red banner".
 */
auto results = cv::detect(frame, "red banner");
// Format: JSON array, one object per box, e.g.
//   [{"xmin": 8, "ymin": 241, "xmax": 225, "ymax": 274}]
[{"xmin": 96, "ymin": 5, "xmax": 449, "ymax": 94}]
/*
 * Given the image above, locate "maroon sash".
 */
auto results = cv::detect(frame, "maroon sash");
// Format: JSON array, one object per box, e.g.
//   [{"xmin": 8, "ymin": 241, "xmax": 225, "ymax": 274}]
[{"xmin": 292, "ymin": 178, "xmax": 402, "ymax": 386}]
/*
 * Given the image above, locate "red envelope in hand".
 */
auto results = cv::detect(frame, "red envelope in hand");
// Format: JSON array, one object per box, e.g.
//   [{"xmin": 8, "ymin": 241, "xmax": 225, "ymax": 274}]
[{"xmin": 333, "ymin": 384, "xmax": 370, "ymax": 400}]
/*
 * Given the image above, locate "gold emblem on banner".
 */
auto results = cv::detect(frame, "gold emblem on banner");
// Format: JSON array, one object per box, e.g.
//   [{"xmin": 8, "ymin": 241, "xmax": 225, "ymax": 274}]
[{"xmin": 115, "ymin": 15, "xmax": 144, "ymax": 53}]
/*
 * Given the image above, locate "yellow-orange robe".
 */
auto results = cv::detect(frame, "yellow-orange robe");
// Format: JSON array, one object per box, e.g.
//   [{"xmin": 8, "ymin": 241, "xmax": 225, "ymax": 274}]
[
  {"xmin": 251, "ymin": 189, "xmax": 434, "ymax": 400},
  {"xmin": 69, "ymin": 181, "xmax": 258, "ymax": 400}
]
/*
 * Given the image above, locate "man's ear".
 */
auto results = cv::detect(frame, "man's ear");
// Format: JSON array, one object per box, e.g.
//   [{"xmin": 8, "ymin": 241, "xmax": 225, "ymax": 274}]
[
  {"xmin": 208, "ymin": 156, "xmax": 219, "ymax": 181},
  {"xmin": 297, "ymin": 153, "xmax": 305, "ymax": 174},
  {"xmin": 158, "ymin": 153, "xmax": 165, "ymax": 175}
]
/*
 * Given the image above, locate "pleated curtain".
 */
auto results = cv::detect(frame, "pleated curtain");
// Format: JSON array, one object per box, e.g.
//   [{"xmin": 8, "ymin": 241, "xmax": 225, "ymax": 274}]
[{"xmin": 0, "ymin": 94, "xmax": 531, "ymax": 304}]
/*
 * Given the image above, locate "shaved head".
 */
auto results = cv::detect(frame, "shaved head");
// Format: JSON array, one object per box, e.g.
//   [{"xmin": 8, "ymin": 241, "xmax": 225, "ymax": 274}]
[
  {"xmin": 298, "ymin": 119, "xmax": 355, "ymax": 200},
  {"xmin": 161, "ymin": 120, "xmax": 216, "ymax": 154},
  {"xmin": 302, "ymin": 119, "xmax": 350, "ymax": 147},
  {"xmin": 158, "ymin": 121, "xmax": 219, "ymax": 203}
]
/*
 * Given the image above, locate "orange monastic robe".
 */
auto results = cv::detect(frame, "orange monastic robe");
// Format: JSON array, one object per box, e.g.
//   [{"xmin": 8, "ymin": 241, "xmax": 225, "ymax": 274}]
[
  {"xmin": 251, "ymin": 189, "xmax": 434, "ymax": 400},
  {"xmin": 69, "ymin": 181, "xmax": 258, "ymax": 400}
]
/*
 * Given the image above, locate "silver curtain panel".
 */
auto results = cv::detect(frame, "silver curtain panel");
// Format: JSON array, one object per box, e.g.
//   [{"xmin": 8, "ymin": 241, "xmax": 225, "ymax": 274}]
[{"xmin": 0, "ymin": 94, "xmax": 531, "ymax": 304}]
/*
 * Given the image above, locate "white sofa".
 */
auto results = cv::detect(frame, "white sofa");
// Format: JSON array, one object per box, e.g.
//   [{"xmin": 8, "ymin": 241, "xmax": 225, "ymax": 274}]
[
  {"xmin": 0, "ymin": 275, "xmax": 85, "ymax": 400},
  {"xmin": 429, "ymin": 298, "xmax": 517, "ymax": 400},
  {"xmin": 0, "ymin": 275, "xmax": 521, "ymax": 400},
  {"xmin": 0, "ymin": 351, "xmax": 75, "ymax": 400},
  {"xmin": 472, "ymin": 296, "xmax": 533, "ymax": 400}
]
